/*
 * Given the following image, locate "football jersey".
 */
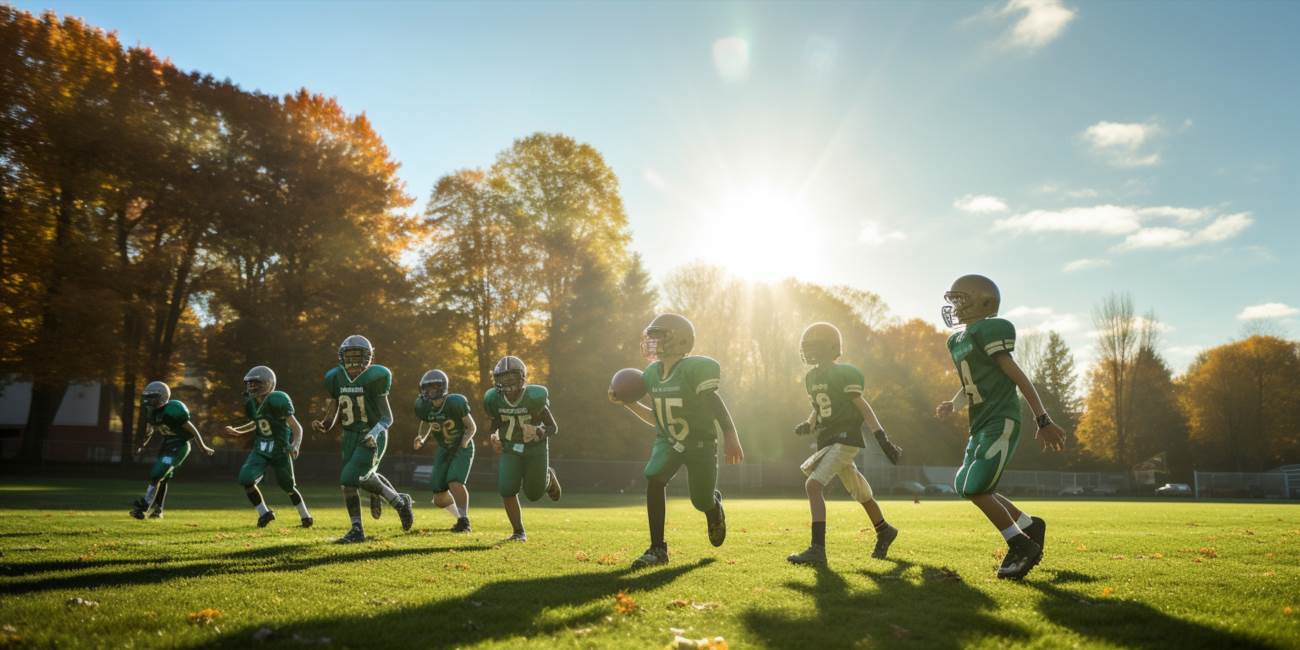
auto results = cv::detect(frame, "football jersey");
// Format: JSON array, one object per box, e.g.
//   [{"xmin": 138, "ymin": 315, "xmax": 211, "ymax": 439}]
[
  {"xmin": 483, "ymin": 385, "xmax": 549, "ymax": 454},
  {"xmin": 415, "ymin": 393, "xmax": 471, "ymax": 450},
  {"xmin": 244, "ymin": 390, "xmax": 295, "ymax": 457},
  {"xmin": 947, "ymin": 317, "xmax": 1021, "ymax": 432},
  {"xmin": 804, "ymin": 362, "xmax": 867, "ymax": 449},
  {"xmin": 324, "ymin": 364, "xmax": 393, "ymax": 435},
  {"xmin": 642, "ymin": 356, "xmax": 722, "ymax": 451},
  {"xmin": 147, "ymin": 400, "xmax": 193, "ymax": 449}
]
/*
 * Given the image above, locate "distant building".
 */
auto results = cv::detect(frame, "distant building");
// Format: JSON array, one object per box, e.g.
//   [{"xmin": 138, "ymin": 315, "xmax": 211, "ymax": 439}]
[{"xmin": 0, "ymin": 382, "xmax": 122, "ymax": 462}]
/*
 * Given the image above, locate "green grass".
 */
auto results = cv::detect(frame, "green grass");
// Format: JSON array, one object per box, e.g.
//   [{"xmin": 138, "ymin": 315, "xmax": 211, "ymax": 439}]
[{"xmin": 1, "ymin": 479, "xmax": 1297, "ymax": 649}]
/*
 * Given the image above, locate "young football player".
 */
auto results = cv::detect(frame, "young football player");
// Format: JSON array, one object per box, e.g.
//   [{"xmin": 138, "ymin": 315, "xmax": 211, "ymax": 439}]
[
  {"xmin": 787, "ymin": 322, "xmax": 901, "ymax": 565},
  {"xmin": 935, "ymin": 274, "xmax": 1066, "ymax": 579},
  {"xmin": 222, "ymin": 366, "xmax": 313, "ymax": 528},
  {"xmin": 482, "ymin": 356, "xmax": 561, "ymax": 542},
  {"xmin": 413, "ymin": 369, "xmax": 477, "ymax": 533},
  {"xmin": 130, "ymin": 381, "xmax": 215, "ymax": 519},
  {"xmin": 609, "ymin": 313, "xmax": 745, "ymax": 569},
  {"xmin": 312, "ymin": 334, "xmax": 414, "ymax": 543}
]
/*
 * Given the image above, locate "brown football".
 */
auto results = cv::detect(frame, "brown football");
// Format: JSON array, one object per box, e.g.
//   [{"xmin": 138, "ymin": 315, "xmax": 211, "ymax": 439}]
[{"xmin": 609, "ymin": 367, "xmax": 647, "ymax": 403}]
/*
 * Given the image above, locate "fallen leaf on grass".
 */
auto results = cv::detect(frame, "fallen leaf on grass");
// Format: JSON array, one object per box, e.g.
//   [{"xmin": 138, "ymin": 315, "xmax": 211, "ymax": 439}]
[
  {"xmin": 573, "ymin": 627, "xmax": 595, "ymax": 636},
  {"xmin": 596, "ymin": 554, "xmax": 622, "ymax": 566},
  {"xmin": 1151, "ymin": 552, "xmax": 1164, "ymax": 559},
  {"xmin": 669, "ymin": 635, "xmax": 727, "ymax": 649},
  {"xmin": 992, "ymin": 548, "xmax": 1006, "ymax": 561},
  {"xmin": 65, "ymin": 597, "xmax": 99, "ymax": 608},
  {"xmin": 575, "ymin": 551, "xmax": 590, "ymax": 562},
  {"xmin": 1101, "ymin": 587, "xmax": 1115, "ymax": 597},
  {"xmin": 1198, "ymin": 547, "xmax": 1218, "ymax": 559},
  {"xmin": 187, "ymin": 608, "xmax": 223, "ymax": 625},
  {"xmin": 1110, "ymin": 555, "xmax": 1126, "ymax": 560},
  {"xmin": 0, "ymin": 624, "xmax": 22, "ymax": 644},
  {"xmin": 443, "ymin": 562, "xmax": 470, "ymax": 571},
  {"xmin": 670, "ymin": 599, "xmax": 691, "ymax": 609},
  {"xmin": 1075, "ymin": 544, "xmax": 1087, "ymax": 552},
  {"xmin": 614, "ymin": 592, "xmax": 638, "ymax": 615},
  {"xmin": 1283, "ymin": 607, "xmax": 1292, "ymax": 617}
]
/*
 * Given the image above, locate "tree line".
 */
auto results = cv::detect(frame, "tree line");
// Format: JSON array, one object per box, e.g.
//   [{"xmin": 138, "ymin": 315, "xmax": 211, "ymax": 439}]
[{"xmin": 3, "ymin": 7, "xmax": 1297, "ymax": 475}]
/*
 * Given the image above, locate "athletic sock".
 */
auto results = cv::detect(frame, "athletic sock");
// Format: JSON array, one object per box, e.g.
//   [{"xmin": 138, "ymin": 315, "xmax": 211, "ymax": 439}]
[
  {"xmin": 256, "ymin": 503, "xmax": 269, "ymax": 516},
  {"xmin": 873, "ymin": 519, "xmax": 890, "ymax": 533},
  {"xmin": 444, "ymin": 504, "xmax": 460, "ymax": 519},
  {"xmin": 812, "ymin": 521, "xmax": 827, "ymax": 547},
  {"xmin": 345, "ymin": 493, "xmax": 363, "ymax": 526},
  {"xmin": 647, "ymin": 481, "xmax": 667, "ymax": 547},
  {"xmin": 289, "ymin": 490, "xmax": 311, "ymax": 518},
  {"xmin": 1000, "ymin": 523, "xmax": 1025, "ymax": 542},
  {"xmin": 143, "ymin": 484, "xmax": 157, "ymax": 503},
  {"xmin": 153, "ymin": 482, "xmax": 168, "ymax": 510},
  {"xmin": 1016, "ymin": 513, "xmax": 1033, "ymax": 529},
  {"xmin": 246, "ymin": 486, "xmax": 265, "ymax": 507}
]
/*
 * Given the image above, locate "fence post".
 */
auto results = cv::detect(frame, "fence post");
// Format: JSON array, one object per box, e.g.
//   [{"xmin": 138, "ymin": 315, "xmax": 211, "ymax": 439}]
[{"xmin": 1193, "ymin": 471, "xmax": 1200, "ymax": 499}]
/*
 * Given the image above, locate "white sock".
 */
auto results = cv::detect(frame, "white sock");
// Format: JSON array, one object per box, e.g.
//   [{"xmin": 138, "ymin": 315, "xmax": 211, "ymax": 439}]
[
  {"xmin": 1016, "ymin": 513, "xmax": 1033, "ymax": 529},
  {"xmin": 296, "ymin": 501, "xmax": 311, "ymax": 518},
  {"xmin": 457, "ymin": 505, "xmax": 467, "ymax": 518},
  {"xmin": 1000, "ymin": 523, "xmax": 1024, "ymax": 541},
  {"xmin": 444, "ymin": 504, "xmax": 460, "ymax": 519},
  {"xmin": 256, "ymin": 503, "xmax": 269, "ymax": 516},
  {"xmin": 144, "ymin": 484, "xmax": 156, "ymax": 502}
]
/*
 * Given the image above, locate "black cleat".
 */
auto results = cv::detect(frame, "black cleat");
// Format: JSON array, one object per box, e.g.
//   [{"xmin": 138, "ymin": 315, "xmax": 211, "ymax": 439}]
[
  {"xmin": 1024, "ymin": 516, "xmax": 1046, "ymax": 552},
  {"xmin": 706, "ymin": 490, "xmax": 726, "ymax": 547},
  {"xmin": 336, "ymin": 525, "xmax": 366, "ymax": 544},
  {"xmin": 504, "ymin": 531, "xmax": 527, "ymax": 543},
  {"xmin": 872, "ymin": 524, "xmax": 898, "ymax": 559},
  {"xmin": 631, "ymin": 544, "xmax": 669, "ymax": 568},
  {"xmin": 787, "ymin": 544, "xmax": 827, "ymax": 565},
  {"xmin": 300, "ymin": 516, "xmax": 314, "ymax": 528},
  {"xmin": 369, "ymin": 494, "xmax": 383, "ymax": 520},
  {"xmin": 998, "ymin": 535, "xmax": 1043, "ymax": 580},
  {"xmin": 148, "ymin": 510, "xmax": 164, "ymax": 519},
  {"xmin": 451, "ymin": 517, "xmax": 472, "ymax": 533},
  {"xmin": 545, "ymin": 467, "xmax": 562, "ymax": 502},
  {"xmin": 393, "ymin": 493, "xmax": 414, "ymax": 531},
  {"xmin": 257, "ymin": 510, "xmax": 276, "ymax": 528}
]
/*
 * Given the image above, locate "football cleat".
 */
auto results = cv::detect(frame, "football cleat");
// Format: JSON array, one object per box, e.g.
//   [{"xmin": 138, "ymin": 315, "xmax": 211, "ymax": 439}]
[
  {"xmin": 504, "ymin": 531, "xmax": 528, "ymax": 543},
  {"xmin": 546, "ymin": 467, "xmax": 562, "ymax": 502},
  {"xmin": 872, "ymin": 524, "xmax": 899, "ymax": 559},
  {"xmin": 336, "ymin": 525, "xmax": 366, "ymax": 544},
  {"xmin": 300, "ymin": 516, "xmax": 314, "ymax": 528},
  {"xmin": 787, "ymin": 544, "xmax": 827, "ymax": 565},
  {"xmin": 256, "ymin": 510, "xmax": 276, "ymax": 528},
  {"xmin": 997, "ymin": 535, "xmax": 1043, "ymax": 580},
  {"xmin": 451, "ymin": 517, "xmax": 471, "ymax": 533},
  {"xmin": 129, "ymin": 501, "xmax": 147, "ymax": 520},
  {"xmin": 369, "ymin": 494, "xmax": 383, "ymax": 520},
  {"xmin": 394, "ymin": 493, "xmax": 414, "ymax": 531},
  {"xmin": 631, "ymin": 544, "xmax": 669, "ymax": 568},
  {"xmin": 148, "ymin": 510, "xmax": 164, "ymax": 519},
  {"xmin": 706, "ymin": 490, "xmax": 726, "ymax": 547},
  {"xmin": 999, "ymin": 517, "xmax": 1046, "ymax": 573}
]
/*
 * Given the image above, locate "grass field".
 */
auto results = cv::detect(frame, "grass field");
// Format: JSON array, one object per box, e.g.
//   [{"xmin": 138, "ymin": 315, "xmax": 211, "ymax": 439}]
[{"xmin": 0, "ymin": 479, "xmax": 1297, "ymax": 649}]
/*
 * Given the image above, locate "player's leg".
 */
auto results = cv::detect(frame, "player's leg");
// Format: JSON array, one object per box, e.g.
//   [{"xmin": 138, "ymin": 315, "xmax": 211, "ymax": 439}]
[
  {"xmin": 632, "ymin": 439, "xmax": 682, "ymax": 568},
  {"xmin": 431, "ymin": 447, "xmax": 461, "ymax": 522},
  {"xmin": 338, "ymin": 434, "xmax": 369, "ymax": 542},
  {"xmin": 836, "ymin": 459, "xmax": 897, "ymax": 559},
  {"xmin": 994, "ymin": 493, "xmax": 1044, "ymax": 552},
  {"xmin": 239, "ymin": 453, "xmax": 275, "ymax": 528},
  {"xmin": 685, "ymin": 448, "xmax": 724, "ymax": 547},
  {"xmin": 498, "ymin": 452, "xmax": 527, "ymax": 540},
  {"xmin": 272, "ymin": 454, "xmax": 311, "ymax": 527},
  {"xmin": 448, "ymin": 443, "xmax": 474, "ymax": 532},
  {"xmin": 789, "ymin": 447, "xmax": 833, "ymax": 564},
  {"xmin": 521, "ymin": 447, "xmax": 550, "ymax": 503},
  {"xmin": 368, "ymin": 473, "xmax": 397, "ymax": 520},
  {"xmin": 150, "ymin": 480, "xmax": 169, "ymax": 518},
  {"xmin": 359, "ymin": 432, "xmax": 413, "ymax": 531},
  {"xmin": 957, "ymin": 419, "xmax": 1038, "ymax": 578}
]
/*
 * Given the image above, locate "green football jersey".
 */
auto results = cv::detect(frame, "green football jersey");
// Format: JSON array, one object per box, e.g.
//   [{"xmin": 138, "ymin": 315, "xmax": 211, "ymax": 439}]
[
  {"xmin": 805, "ymin": 362, "xmax": 867, "ymax": 449},
  {"xmin": 483, "ymin": 385, "xmax": 549, "ymax": 453},
  {"xmin": 323, "ymin": 364, "xmax": 393, "ymax": 435},
  {"xmin": 642, "ymin": 355, "xmax": 722, "ymax": 451},
  {"xmin": 948, "ymin": 317, "xmax": 1021, "ymax": 432},
  {"xmin": 146, "ymin": 400, "xmax": 193, "ymax": 449},
  {"xmin": 244, "ymin": 390, "xmax": 295, "ymax": 457},
  {"xmin": 415, "ymin": 393, "xmax": 471, "ymax": 449}
]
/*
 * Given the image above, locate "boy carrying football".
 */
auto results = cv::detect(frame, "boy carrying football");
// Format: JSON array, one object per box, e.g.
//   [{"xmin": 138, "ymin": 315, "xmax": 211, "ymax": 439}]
[
  {"xmin": 609, "ymin": 313, "xmax": 745, "ymax": 569},
  {"xmin": 483, "ymin": 355, "xmax": 562, "ymax": 542},
  {"xmin": 130, "ymin": 381, "xmax": 216, "ymax": 519},
  {"xmin": 935, "ymin": 274, "xmax": 1066, "ymax": 579},
  {"xmin": 787, "ymin": 322, "xmax": 901, "ymax": 565},
  {"xmin": 413, "ymin": 369, "xmax": 477, "ymax": 533},
  {"xmin": 223, "ymin": 365, "xmax": 313, "ymax": 528}
]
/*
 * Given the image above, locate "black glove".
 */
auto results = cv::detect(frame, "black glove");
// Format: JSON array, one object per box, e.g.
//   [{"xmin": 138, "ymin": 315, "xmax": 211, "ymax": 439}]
[
  {"xmin": 794, "ymin": 421, "xmax": 813, "ymax": 436},
  {"xmin": 873, "ymin": 429, "xmax": 902, "ymax": 465}
]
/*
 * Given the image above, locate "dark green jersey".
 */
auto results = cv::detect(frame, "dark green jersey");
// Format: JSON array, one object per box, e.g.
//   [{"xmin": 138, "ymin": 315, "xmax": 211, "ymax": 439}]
[
  {"xmin": 483, "ymin": 385, "xmax": 549, "ymax": 454},
  {"xmin": 323, "ymin": 364, "xmax": 392, "ymax": 435},
  {"xmin": 244, "ymin": 390, "xmax": 295, "ymax": 458},
  {"xmin": 947, "ymin": 317, "xmax": 1021, "ymax": 432},
  {"xmin": 415, "ymin": 393, "xmax": 471, "ymax": 450},
  {"xmin": 642, "ymin": 356, "xmax": 722, "ymax": 450},
  {"xmin": 146, "ymin": 400, "xmax": 193, "ymax": 449},
  {"xmin": 805, "ymin": 362, "xmax": 867, "ymax": 449}
]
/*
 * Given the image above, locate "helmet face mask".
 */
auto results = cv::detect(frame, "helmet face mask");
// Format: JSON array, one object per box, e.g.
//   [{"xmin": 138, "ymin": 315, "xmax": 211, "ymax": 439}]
[
  {"xmin": 799, "ymin": 322, "xmax": 843, "ymax": 366},
  {"xmin": 243, "ymin": 366, "xmax": 276, "ymax": 399},
  {"xmin": 640, "ymin": 314, "xmax": 695, "ymax": 362},
  {"xmin": 338, "ymin": 335, "xmax": 374, "ymax": 376},
  {"xmin": 420, "ymin": 369, "xmax": 449, "ymax": 402},
  {"xmin": 942, "ymin": 275, "xmax": 1000, "ymax": 328},
  {"xmin": 141, "ymin": 381, "xmax": 170, "ymax": 411},
  {"xmin": 492, "ymin": 357, "xmax": 527, "ymax": 401}
]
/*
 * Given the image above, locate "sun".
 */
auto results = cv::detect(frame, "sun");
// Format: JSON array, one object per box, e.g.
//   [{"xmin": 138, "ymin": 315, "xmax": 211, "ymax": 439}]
[{"xmin": 691, "ymin": 183, "xmax": 824, "ymax": 283}]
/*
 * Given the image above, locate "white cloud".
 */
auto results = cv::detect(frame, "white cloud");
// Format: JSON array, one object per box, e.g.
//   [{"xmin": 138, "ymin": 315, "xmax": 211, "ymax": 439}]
[
  {"xmin": 953, "ymin": 194, "xmax": 1009, "ymax": 214},
  {"xmin": 859, "ymin": 221, "xmax": 907, "ymax": 246},
  {"xmin": 1116, "ymin": 212, "xmax": 1253, "ymax": 250},
  {"xmin": 992, "ymin": 204, "xmax": 1253, "ymax": 251},
  {"xmin": 1004, "ymin": 305, "xmax": 1085, "ymax": 334},
  {"xmin": 1237, "ymin": 303, "xmax": 1300, "ymax": 321},
  {"xmin": 642, "ymin": 167, "xmax": 668, "ymax": 191},
  {"xmin": 1063, "ymin": 258, "xmax": 1110, "ymax": 272},
  {"xmin": 998, "ymin": 0, "xmax": 1077, "ymax": 49},
  {"xmin": 1081, "ymin": 120, "xmax": 1168, "ymax": 167},
  {"xmin": 712, "ymin": 37, "xmax": 750, "ymax": 82},
  {"xmin": 994, "ymin": 204, "xmax": 1141, "ymax": 236}
]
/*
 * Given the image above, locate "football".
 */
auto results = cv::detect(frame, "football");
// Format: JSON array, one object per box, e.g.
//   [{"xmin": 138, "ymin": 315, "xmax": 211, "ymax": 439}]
[{"xmin": 609, "ymin": 367, "xmax": 647, "ymax": 403}]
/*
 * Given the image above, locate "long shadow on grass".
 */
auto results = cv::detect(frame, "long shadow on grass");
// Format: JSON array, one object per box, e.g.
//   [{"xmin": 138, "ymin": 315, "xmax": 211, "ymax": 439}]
[
  {"xmin": 207, "ymin": 558, "xmax": 716, "ymax": 648},
  {"xmin": 744, "ymin": 560, "xmax": 1030, "ymax": 649},
  {"xmin": 1028, "ymin": 569, "xmax": 1278, "ymax": 649}
]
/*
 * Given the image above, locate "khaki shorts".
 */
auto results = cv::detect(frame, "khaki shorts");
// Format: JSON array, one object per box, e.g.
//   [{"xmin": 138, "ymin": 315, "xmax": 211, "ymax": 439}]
[{"xmin": 801, "ymin": 443, "xmax": 874, "ymax": 502}]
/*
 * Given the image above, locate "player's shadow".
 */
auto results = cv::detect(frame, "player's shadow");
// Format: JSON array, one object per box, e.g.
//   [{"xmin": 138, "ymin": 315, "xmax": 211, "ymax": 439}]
[
  {"xmin": 1028, "ymin": 569, "xmax": 1279, "ymax": 649},
  {"xmin": 207, "ymin": 558, "xmax": 716, "ymax": 648},
  {"xmin": 744, "ymin": 560, "xmax": 1030, "ymax": 649}
]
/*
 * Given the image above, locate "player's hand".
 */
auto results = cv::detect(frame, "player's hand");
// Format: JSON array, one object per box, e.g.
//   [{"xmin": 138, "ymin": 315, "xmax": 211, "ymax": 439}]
[
  {"xmin": 413, "ymin": 437, "xmax": 424, "ymax": 450},
  {"xmin": 311, "ymin": 419, "xmax": 328, "ymax": 433},
  {"xmin": 202, "ymin": 446, "xmax": 216, "ymax": 456},
  {"xmin": 522, "ymin": 424, "xmax": 540, "ymax": 443},
  {"xmin": 794, "ymin": 421, "xmax": 813, "ymax": 436},
  {"xmin": 873, "ymin": 430, "xmax": 902, "ymax": 465},
  {"xmin": 935, "ymin": 401, "xmax": 955, "ymax": 418},
  {"xmin": 1036, "ymin": 422, "xmax": 1067, "ymax": 452},
  {"xmin": 606, "ymin": 388, "xmax": 624, "ymax": 405},
  {"xmin": 489, "ymin": 433, "xmax": 502, "ymax": 453},
  {"xmin": 363, "ymin": 434, "xmax": 378, "ymax": 449},
  {"xmin": 135, "ymin": 446, "xmax": 145, "ymax": 457},
  {"xmin": 723, "ymin": 432, "xmax": 744, "ymax": 465},
  {"xmin": 290, "ymin": 446, "xmax": 300, "ymax": 459}
]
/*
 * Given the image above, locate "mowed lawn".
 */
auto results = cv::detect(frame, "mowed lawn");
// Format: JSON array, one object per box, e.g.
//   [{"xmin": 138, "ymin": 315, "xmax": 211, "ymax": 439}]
[{"xmin": 0, "ymin": 479, "xmax": 1297, "ymax": 649}]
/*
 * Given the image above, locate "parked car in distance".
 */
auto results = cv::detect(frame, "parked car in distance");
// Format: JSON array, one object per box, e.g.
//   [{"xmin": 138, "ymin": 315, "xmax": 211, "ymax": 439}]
[
  {"xmin": 1058, "ymin": 485, "xmax": 1085, "ymax": 496},
  {"xmin": 1156, "ymin": 483, "xmax": 1193, "ymax": 497},
  {"xmin": 1085, "ymin": 485, "xmax": 1119, "ymax": 496},
  {"xmin": 895, "ymin": 481, "xmax": 926, "ymax": 496},
  {"xmin": 925, "ymin": 483, "xmax": 956, "ymax": 496}
]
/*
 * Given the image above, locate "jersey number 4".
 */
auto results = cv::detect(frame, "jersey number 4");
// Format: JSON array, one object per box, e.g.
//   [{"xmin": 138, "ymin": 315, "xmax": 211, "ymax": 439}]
[
  {"xmin": 653, "ymin": 397, "xmax": 689, "ymax": 441},
  {"xmin": 959, "ymin": 360, "xmax": 985, "ymax": 405},
  {"xmin": 338, "ymin": 395, "xmax": 369, "ymax": 427}
]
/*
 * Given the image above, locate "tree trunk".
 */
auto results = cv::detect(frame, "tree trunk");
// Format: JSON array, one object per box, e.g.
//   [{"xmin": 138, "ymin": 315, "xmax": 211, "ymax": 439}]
[{"xmin": 19, "ymin": 183, "xmax": 74, "ymax": 464}]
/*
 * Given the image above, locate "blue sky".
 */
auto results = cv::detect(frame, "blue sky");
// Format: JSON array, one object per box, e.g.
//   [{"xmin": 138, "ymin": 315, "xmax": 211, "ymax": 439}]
[{"xmin": 21, "ymin": 0, "xmax": 1300, "ymax": 372}]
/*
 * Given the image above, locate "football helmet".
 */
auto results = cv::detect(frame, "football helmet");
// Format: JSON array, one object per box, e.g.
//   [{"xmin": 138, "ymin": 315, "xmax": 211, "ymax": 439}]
[
  {"xmin": 141, "ymin": 381, "xmax": 170, "ymax": 409},
  {"xmin": 492, "ymin": 356, "xmax": 527, "ymax": 400},
  {"xmin": 641, "ymin": 313, "xmax": 695, "ymax": 361},
  {"xmin": 243, "ymin": 365, "xmax": 276, "ymax": 398},
  {"xmin": 942, "ymin": 274, "xmax": 1000, "ymax": 328},
  {"xmin": 338, "ymin": 335, "xmax": 374, "ymax": 373},
  {"xmin": 419, "ymin": 369, "xmax": 449, "ymax": 401},
  {"xmin": 799, "ymin": 322, "xmax": 842, "ymax": 365}
]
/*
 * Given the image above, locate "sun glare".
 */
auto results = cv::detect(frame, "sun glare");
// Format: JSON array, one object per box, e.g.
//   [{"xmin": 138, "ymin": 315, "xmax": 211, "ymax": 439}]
[{"xmin": 691, "ymin": 184, "xmax": 824, "ymax": 284}]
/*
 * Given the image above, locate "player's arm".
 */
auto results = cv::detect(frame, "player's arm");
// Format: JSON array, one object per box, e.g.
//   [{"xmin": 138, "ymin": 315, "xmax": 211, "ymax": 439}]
[
  {"xmin": 609, "ymin": 389, "xmax": 657, "ymax": 426},
  {"xmin": 935, "ymin": 388, "xmax": 968, "ymax": 417},
  {"xmin": 852, "ymin": 394, "xmax": 901, "ymax": 464},
  {"xmin": 186, "ymin": 421, "xmax": 216, "ymax": 455},
  {"xmin": 703, "ymin": 391, "xmax": 744, "ymax": 465},
  {"xmin": 364, "ymin": 395, "xmax": 394, "ymax": 448},
  {"xmin": 992, "ymin": 352, "xmax": 1066, "ymax": 451},
  {"xmin": 794, "ymin": 408, "xmax": 818, "ymax": 436},
  {"xmin": 135, "ymin": 425, "xmax": 155, "ymax": 457},
  {"xmin": 527, "ymin": 407, "xmax": 558, "ymax": 441},
  {"xmin": 413, "ymin": 420, "xmax": 433, "ymax": 450},
  {"xmin": 312, "ymin": 398, "xmax": 338, "ymax": 433},
  {"xmin": 460, "ymin": 413, "xmax": 477, "ymax": 448},
  {"xmin": 287, "ymin": 415, "xmax": 304, "ymax": 458},
  {"xmin": 486, "ymin": 414, "xmax": 503, "ymax": 452},
  {"xmin": 223, "ymin": 420, "xmax": 257, "ymax": 437}
]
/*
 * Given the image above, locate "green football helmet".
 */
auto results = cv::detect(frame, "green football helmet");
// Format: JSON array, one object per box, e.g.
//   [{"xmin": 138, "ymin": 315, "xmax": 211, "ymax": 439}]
[
  {"xmin": 338, "ymin": 334, "xmax": 374, "ymax": 374},
  {"xmin": 243, "ymin": 365, "xmax": 276, "ymax": 399},
  {"xmin": 641, "ymin": 313, "xmax": 695, "ymax": 361},
  {"xmin": 492, "ymin": 356, "xmax": 527, "ymax": 400},
  {"xmin": 141, "ymin": 381, "xmax": 170, "ymax": 409},
  {"xmin": 942, "ymin": 274, "xmax": 1001, "ymax": 328},
  {"xmin": 800, "ymin": 322, "xmax": 842, "ymax": 365},
  {"xmin": 420, "ymin": 369, "xmax": 449, "ymax": 401}
]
